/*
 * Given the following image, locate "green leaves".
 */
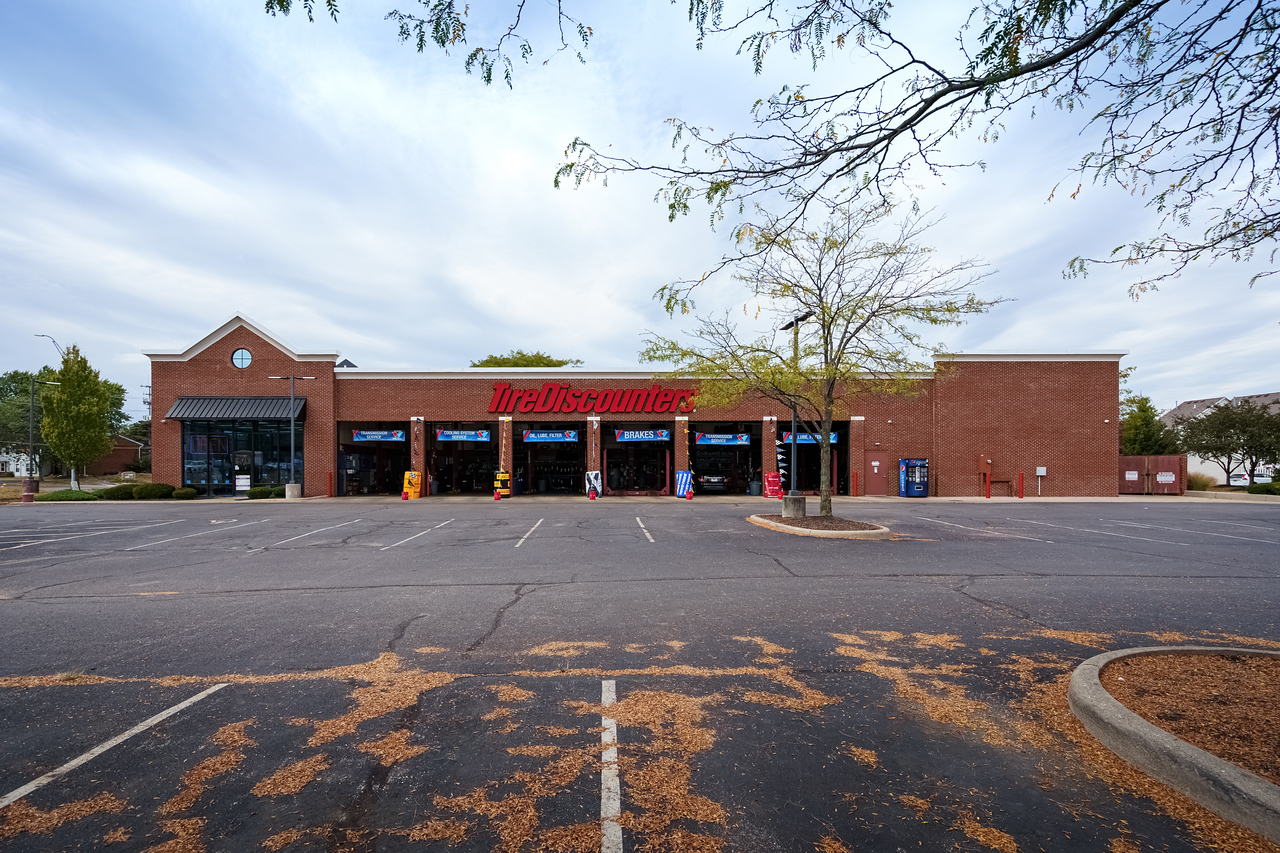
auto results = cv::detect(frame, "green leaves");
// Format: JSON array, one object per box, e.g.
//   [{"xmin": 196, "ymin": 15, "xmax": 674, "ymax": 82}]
[
  {"xmin": 470, "ymin": 350, "xmax": 583, "ymax": 368},
  {"xmin": 41, "ymin": 346, "xmax": 116, "ymax": 474}
]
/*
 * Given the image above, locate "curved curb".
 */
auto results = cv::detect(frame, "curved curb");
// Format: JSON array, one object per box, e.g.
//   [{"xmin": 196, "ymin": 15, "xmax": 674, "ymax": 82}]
[
  {"xmin": 1068, "ymin": 646, "xmax": 1280, "ymax": 843},
  {"xmin": 746, "ymin": 515, "xmax": 891, "ymax": 539}
]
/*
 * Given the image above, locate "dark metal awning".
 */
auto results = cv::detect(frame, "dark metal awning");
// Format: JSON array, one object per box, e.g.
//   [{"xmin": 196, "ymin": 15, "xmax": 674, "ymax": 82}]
[{"xmin": 165, "ymin": 396, "xmax": 306, "ymax": 420}]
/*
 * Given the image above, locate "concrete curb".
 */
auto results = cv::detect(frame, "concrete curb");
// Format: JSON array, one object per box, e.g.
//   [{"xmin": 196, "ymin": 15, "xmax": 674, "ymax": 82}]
[
  {"xmin": 746, "ymin": 515, "xmax": 891, "ymax": 539},
  {"xmin": 1183, "ymin": 490, "xmax": 1280, "ymax": 503},
  {"xmin": 1068, "ymin": 646, "xmax": 1280, "ymax": 843}
]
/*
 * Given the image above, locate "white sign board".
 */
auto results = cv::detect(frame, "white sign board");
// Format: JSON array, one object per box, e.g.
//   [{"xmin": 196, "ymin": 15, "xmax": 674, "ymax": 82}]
[
  {"xmin": 1035, "ymin": 467, "xmax": 1047, "ymax": 477},
  {"xmin": 235, "ymin": 475, "xmax": 251, "ymax": 491},
  {"xmin": 1156, "ymin": 472, "xmax": 1175, "ymax": 484},
  {"xmin": 1125, "ymin": 470, "xmax": 1139, "ymax": 481}
]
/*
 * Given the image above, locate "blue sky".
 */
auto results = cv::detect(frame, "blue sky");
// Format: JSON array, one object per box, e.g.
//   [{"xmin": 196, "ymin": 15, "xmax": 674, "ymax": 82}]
[{"xmin": 2, "ymin": 1, "xmax": 1277, "ymax": 422}]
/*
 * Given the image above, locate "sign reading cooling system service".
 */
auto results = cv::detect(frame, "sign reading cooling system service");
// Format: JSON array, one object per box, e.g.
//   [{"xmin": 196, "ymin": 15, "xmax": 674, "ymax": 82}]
[{"xmin": 489, "ymin": 382, "xmax": 697, "ymax": 415}]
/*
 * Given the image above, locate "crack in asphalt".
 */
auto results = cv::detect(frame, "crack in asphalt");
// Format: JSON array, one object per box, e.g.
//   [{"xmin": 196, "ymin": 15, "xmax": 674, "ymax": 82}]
[
  {"xmin": 463, "ymin": 584, "xmax": 534, "ymax": 657},
  {"xmin": 386, "ymin": 613, "xmax": 432, "ymax": 653},
  {"xmin": 745, "ymin": 548, "xmax": 798, "ymax": 577}
]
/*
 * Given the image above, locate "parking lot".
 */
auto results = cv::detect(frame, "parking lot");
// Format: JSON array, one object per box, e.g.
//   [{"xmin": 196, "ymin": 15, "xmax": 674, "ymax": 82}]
[{"xmin": 1, "ymin": 496, "xmax": 1278, "ymax": 852}]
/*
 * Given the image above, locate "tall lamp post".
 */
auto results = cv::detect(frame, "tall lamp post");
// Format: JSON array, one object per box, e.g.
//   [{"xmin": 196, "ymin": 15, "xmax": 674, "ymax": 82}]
[
  {"xmin": 779, "ymin": 312, "xmax": 813, "ymax": 496},
  {"xmin": 268, "ymin": 375, "xmax": 314, "ymax": 488},
  {"xmin": 23, "ymin": 378, "xmax": 60, "ymax": 501}
]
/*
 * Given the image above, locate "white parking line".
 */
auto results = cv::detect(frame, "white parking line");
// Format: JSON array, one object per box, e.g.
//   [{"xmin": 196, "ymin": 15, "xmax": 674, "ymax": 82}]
[
  {"xmin": 271, "ymin": 519, "xmax": 363, "ymax": 547},
  {"xmin": 1010, "ymin": 518, "xmax": 1189, "ymax": 546},
  {"xmin": 381, "ymin": 519, "xmax": 454, "ymax": 551},
  {"xmin": 601, "ymin": 679, "xmax": 622, "ymax": 853},
  {"xmin": 1197, "ymin": 520, "xmax": 1280, "ymax": 531},
  {"xmin": 0, "ymin": 683, "xmax": 229, "ymax": 810},
  {"xmin": 1112, "ymin": 520, "xmax": 1278, "ymax": 544},
  {"xmin": 0, "ymin": 520, "xmax": 188, "ymax": 552},
  {"xmin": 636, "ymin": 517, "xmax": 655, "ymax": 543},
  {"xmin": 914, "ymin": 517, "xmax": 1052, "ymax": 543},
  {"xmin": 126, "ymin": 519, "xmax": 271, "ymax": 551},
  {"xmin": 515, "ymin": 519, "xmax": 543, "ymax": 548}
]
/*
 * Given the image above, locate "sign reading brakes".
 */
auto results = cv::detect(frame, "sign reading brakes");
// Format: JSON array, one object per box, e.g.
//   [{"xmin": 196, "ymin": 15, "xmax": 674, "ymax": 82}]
[
  {"xmin": 489, "ymin": 382, "xmax": 697, "ymax": 415},
  {"xmin": 615, "ymin": 429, "xmax": 670, "ymax": 442}
]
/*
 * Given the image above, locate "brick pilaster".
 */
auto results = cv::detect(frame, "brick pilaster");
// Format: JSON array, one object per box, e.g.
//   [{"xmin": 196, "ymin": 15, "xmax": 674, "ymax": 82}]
[
  {"xmin": 498, "ymin": 417, "xmax": 513, "ymax": 477},
  {"xmin": 674, "ymin": 416, "xmax": 689, "ymax": 472},
  {"xmin": 848, "ymin": 416, "xmax": 865, "ymax": 495},
  {"xmin": 762, "ymin": 416, "xmax": 778, "ymax": 478},
  {"xmin": 410, "ymin": 416, "xmax": 426, "ymax": 497},
  {"xmin": 586, "ymin": 417, "xmax": 601, "ymax": 481}
]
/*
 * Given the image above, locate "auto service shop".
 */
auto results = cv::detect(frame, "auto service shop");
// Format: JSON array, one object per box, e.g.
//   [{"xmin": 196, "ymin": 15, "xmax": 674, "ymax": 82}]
[{"xmin": 147, "ymin": 317, "xmax": 1124, "ymax": 499}]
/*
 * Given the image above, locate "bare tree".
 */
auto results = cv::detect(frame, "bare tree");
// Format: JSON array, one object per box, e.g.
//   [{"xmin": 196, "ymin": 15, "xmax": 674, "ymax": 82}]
[{"xmin": 641, "ymin": 201, "xmax": 1000, "ymax": 516}]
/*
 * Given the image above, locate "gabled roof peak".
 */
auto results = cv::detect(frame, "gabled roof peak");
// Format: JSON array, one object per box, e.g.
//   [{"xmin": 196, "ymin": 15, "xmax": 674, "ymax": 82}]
[{"xmin": 143, "ymin": 314, "xmax": 340, "ymax": 363}]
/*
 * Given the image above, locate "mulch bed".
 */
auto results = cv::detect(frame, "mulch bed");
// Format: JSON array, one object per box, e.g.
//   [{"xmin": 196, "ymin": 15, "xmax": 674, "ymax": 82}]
[
  {"xmin": 755, "ymin": 514, "xmax": 881, "ymax": 531},
  {"xmin": 1103, "ymin": 653, "xmax": 1280, "ymax": 786}
]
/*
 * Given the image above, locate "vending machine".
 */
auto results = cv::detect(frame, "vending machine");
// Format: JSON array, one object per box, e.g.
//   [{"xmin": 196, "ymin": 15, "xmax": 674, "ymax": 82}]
[{"xmin": 899, "ymin": 458, "xmax": 929, "ymax": 497}]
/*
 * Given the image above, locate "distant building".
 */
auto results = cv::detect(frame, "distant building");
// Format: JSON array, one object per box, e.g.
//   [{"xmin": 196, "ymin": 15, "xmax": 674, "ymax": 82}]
[{"xmin": 1160, "ymin": 393, "xmax": 1280, "ymax": 483}]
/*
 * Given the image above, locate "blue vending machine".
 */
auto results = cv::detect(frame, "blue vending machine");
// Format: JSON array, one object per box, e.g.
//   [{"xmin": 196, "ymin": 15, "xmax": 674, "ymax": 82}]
[{"xmin": 898, "ymin": 458, "xmax": 929, "ymax": 497}]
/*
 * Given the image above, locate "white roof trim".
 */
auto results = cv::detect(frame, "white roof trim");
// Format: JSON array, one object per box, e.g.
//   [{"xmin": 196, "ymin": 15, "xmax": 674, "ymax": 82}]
[
  {"xmin": 337, "ymin": 370, "xmax": 670, "ymax": 381},
  {"xmin": 143, "ymin": 314, "xmax": 339, "ymax": 363},
  {"xmin": 934, "ymin": 353, "xmax": 1127, "ymax": 362}
]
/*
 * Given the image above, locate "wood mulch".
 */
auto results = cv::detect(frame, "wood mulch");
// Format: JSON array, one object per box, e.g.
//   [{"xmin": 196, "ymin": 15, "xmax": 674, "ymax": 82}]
[
  {"xmin": 756, "ymin": 514, "xmax": 881, "ymax": 531},
  {"xmin": 1103, "ymin": 653, "xmax": 1280, "ymax": 786}
]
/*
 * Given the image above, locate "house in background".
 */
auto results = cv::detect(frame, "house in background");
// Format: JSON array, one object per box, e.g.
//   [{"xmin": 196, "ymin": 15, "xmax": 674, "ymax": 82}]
[
  {"xmin": 1161, "ymin": 393, "xmax": 1280, "ymax": 483},
  {"xmin": 85, "ymin": 435, "xmax": 148, "ymax": 476}
]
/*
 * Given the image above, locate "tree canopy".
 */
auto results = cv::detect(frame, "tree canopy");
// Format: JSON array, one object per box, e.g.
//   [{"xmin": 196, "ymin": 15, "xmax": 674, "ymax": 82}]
[
  {"xmin": 1119, "ymin": 394, "xmax": 1179, "ymax": 456},
  {"xmin": 470, "ymin": 350, "xmax": 585, "ymax": 368},
  {"xmin": 1176, "ymin": 398, "xmax": 1280, "ymax": 483},
  {"xmin": 641, "ymin": 201, "xmax": 998, "ymax": 515},
  {"xmin": 41, "ymin": 346, "xmax": 116, "ymax": 488},
  {"xmin": 270, "ymin": 1, "xmax": 1279, "ymax": 293}
]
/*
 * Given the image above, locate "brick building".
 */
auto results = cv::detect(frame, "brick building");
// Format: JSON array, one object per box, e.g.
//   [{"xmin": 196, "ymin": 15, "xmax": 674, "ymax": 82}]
[{"xmin": 147, "ymin": 316, "xmax": 1123, "ymax": 498}]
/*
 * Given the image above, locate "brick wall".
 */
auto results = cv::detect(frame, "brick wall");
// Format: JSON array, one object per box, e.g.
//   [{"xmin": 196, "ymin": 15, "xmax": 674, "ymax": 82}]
[
  {"xmin": 154, "ymin": 323, "xmax": 1120, "ymax": 498},
  {"xmin": 151, "ymin": 326, "xmax": 337, "ymax": 497}
]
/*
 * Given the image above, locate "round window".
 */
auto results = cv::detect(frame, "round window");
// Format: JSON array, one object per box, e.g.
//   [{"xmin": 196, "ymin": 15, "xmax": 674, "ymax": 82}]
[{"xmin": 231, "ymin": 348, "xmax": 252, "ymax": 369}]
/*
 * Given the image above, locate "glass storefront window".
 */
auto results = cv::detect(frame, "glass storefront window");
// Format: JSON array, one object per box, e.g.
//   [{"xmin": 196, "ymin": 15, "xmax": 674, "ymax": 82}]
[{"xmin": 181, "ymin": 420, "xmax": 303, "ymax": 497}]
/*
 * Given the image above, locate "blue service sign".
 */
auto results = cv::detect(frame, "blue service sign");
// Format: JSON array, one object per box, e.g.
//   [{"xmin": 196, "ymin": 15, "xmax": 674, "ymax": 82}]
[
  {"xmin": 695, "ymin": 433, "xmax": 750, "ymax": 445},
  {"xmin": 436, "ymin": 429, "xmax": 490, "ymax": 442},
  {"xmin": 615, "ymin": 429, "xmax": 670, "ymax": 442},
  {"xmin": 352, "ymin": 429, "xmax": 405, "ymax": 442},
  {"xmin": 781, "ymin": 432, "xmax": 839, "ymax": 444},
  {"xmin": 676, "ymin": 470, "xmax": 693, "ymax": 497},
  {"xmin": 523, "ymin": 430, "xmax": 578, "ymax": 443}
]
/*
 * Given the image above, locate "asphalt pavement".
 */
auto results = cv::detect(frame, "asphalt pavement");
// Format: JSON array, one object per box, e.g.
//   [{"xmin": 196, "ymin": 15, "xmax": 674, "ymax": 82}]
[{"xmin": 0, "ymin": 495, "xmax": 1277, "ymax": 852}]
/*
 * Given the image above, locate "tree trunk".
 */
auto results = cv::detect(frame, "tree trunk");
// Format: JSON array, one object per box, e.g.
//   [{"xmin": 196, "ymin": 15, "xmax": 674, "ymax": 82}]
[{"xmin": 819, "ymin": 403, "xmax": 833, "ymax": 516}]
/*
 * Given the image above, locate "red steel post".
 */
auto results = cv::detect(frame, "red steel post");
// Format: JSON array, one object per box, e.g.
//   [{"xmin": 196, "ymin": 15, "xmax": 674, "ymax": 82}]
[
  {"xmin": 984, "ymin": 472, "xmax": 991, "ymax": 499},
  {"xmin": 851, "ymin": 471, "xmax": 858, "ymax": 497},
  {"xmin": 1018, "ymin": 472, "xmax": 1024, "ymax": 499}
]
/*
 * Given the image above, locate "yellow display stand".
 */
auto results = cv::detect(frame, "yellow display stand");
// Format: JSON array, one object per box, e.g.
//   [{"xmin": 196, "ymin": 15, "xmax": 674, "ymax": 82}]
[
  {"xmin": 402, "ymin": 471, "xmax": 422, "ymax": 499},
  {"xmin": 493, "ymin": 471, "xmax": 511, "ymax": 498}
]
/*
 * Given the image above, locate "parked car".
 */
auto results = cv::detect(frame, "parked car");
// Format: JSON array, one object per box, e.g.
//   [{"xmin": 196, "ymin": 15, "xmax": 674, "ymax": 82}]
[
  {"xmin": 696, "ymin": 474, "xmax": 729, "ymax": 493},
  {"xmin": 1228, "ymin": 473, "xmax": 1251, "ymax": 486}
]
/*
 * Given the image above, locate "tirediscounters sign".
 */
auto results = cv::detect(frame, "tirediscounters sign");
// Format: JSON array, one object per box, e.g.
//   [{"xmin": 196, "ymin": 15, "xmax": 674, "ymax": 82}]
[{"xmin": 489, "ymin": 382, "xmax": 697, "ymax": 415}]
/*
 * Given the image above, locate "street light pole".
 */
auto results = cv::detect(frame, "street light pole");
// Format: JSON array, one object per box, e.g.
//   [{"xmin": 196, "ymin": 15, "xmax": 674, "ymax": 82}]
[
  {"xmin": 25, "ymin": 377, "xmax": 60, "ymax": 498},
  {"xmin": 268, "ymin": 376, "xmax": 314, "ymax": 488},
  {"xmin": 779, "ymin": 312, "xmax": 813, "ymax": 496}
]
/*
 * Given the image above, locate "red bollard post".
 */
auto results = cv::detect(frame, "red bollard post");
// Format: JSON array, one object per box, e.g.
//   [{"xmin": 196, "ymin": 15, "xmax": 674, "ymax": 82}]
[
  {"xmin": 984, "ymin": 472, "xmax": 991, "ymax": 499},
  {"xmin": 1018, "ymin": 472, "xmax": 1024, "ymax": 499},
  {"xmin": 851, "ymin": 471, "xmax": 858, "ymax": 497},
  {"xmin": 328, "ymin": 472, "xmax": 333, "ymax": 498}
]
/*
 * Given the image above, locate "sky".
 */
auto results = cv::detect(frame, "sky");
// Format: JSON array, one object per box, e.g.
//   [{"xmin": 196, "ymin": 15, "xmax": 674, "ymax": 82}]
[{"xmin": 1, "ymin": 1, "xmax": 1277, "ymax": 423}]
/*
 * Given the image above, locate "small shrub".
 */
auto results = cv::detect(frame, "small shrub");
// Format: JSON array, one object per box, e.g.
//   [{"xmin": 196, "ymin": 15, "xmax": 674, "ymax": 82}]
[
  {"xmin": 124, "ymin": 455, "xmax": 151, "ymax": 474},
  {"xmin": 1246, "ymin": 482, "xmax": 1280, "ymax": 495},
  {"xmin": 133, "ymin": 483, "xmax": 176, "ymax": 500},
  {"xmin": 98, "ymin": 484, "xmax": 138, "ymax": 500},
  {"xmin": 1186, "ymin": 472, "xmax": 1217, "ymax": 491},
  {"xmin": 173, "ymin": 487, "xmax": 197, "ymax": 500},
  {"xmin": 0, "ymin": 471, "xmax": 14, "ymax": 478},
  {"xmin": 34, "ymin": 489, "xmax": 99, "ymax": 502},
  {"xmin": 247, "ymin": 486, "xmax": 273, "ymax": 500},
  {"xmin": 272, "ymin": 486, "xmax": 287, "ymax": 498}
]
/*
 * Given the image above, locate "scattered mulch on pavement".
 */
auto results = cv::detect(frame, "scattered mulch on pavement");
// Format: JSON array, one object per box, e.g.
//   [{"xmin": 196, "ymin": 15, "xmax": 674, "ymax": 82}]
[
  {"xmin": 755, "ymin": 514, "xmax": 881, "ymax": 530},
  {"xmin": 1103, "ymin": 652, "xmax": 1280, "ymax": 786}
]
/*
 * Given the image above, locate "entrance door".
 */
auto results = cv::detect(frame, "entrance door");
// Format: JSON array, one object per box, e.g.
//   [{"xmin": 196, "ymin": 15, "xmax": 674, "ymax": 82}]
[{"xmin": 864, "ymin": 451, "xmax": 889, "ymax": 496}]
